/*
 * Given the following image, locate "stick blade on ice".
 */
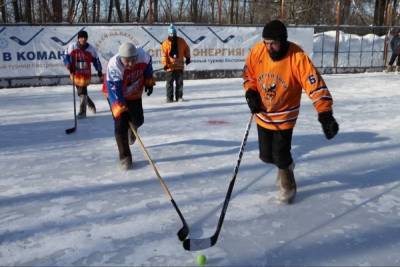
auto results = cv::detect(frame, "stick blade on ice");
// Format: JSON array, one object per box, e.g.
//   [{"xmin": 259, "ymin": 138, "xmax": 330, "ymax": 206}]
[
  {"xmin": 65, "ymin": 127, "xmax": 76, "ymax": 134},
  {"xmin": 183, "ymin": 236, "xmax": 217, "ymax": 251}
]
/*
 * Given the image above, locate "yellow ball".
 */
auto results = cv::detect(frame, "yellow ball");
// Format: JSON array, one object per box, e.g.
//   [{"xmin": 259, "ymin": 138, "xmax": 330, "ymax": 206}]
[{"xmin": 196, "ymin": 254, "xmax": 207, "ymax": 266}]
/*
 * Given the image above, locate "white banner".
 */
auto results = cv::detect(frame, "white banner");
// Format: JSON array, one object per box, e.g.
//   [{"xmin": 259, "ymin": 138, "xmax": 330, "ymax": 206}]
[{"xmin": 0, "ymin": 25, "xmax": 313, "ymax": 78}]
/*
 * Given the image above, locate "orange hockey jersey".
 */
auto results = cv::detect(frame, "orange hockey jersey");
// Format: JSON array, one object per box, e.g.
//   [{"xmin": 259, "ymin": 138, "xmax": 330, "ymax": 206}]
[
  {"xmin": 243, "ymin": 41, "xmax": 333, "ymax": 131},
  {"xmin": 161, "ymin": 37, "xmax": 190, "ymax": 71}
]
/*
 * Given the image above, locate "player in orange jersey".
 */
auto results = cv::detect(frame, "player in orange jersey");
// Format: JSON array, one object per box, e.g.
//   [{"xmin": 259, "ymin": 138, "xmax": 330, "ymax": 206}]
[
  {"xmin": 243, "ymin": 20, "xmax": 339, "ymax": 204},
  {"xmin": 161, "ymin": 24, "xmax": 191, "ymax": 102}
]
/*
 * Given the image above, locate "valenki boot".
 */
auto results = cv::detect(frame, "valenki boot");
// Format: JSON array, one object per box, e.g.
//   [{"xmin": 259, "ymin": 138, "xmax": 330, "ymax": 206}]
[{"xmin": 277, "ymin": 163, "xmax": 297, "ymax": 204}]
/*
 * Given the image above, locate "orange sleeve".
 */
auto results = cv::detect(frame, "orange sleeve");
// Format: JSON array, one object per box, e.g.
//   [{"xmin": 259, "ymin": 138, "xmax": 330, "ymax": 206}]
[
  {"xmin": 242, "ymin": 47, "xmax": 258, "ymax": 92},
  {"xmin": 295, "ymin": 53, "xmax": 333, "ymax": 113},
  {"xmin": 161, "ymin": 41, "xmax": 169, "ymax": 67}
]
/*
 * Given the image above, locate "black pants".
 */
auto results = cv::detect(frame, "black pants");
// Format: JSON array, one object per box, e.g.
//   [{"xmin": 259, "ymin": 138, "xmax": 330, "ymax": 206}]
[
  {"xmin": 76, "ymin": 86, "xmax": 87, "ymax": 96},
  {"xmin": 76, "ymin": 86, "xmax": 95, "ymax": 111},
  {"xmin": 257, "ymin": 124, "xmax": 293, "ymax": 169},
  {"xmin": 113, "ymin": 98, "xmax": 144, "ymax": 160},
  {"xmin": 165, "ymin": 70, "xmax": 184, "ymax": 101},
  {"xmin": 388, "ymin": 52, "xmax": 400, "ymax": 66}
]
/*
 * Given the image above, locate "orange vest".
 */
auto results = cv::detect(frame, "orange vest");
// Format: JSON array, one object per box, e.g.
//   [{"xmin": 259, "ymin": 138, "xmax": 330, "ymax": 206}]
[
  {"xmin": 161, "ymin": 37, "xmax": 190, "ymax": 71},
  {"xmin": 243, "ymin": 41, "xmax": 333, "ymax": 130}
]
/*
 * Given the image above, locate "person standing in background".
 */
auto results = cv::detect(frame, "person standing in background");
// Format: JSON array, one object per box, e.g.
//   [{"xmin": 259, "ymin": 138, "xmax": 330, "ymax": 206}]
[
  {"xmin": 385, "ymin": 29, "xmax": 400, "ymax": 73},
  {"xmin": 63, "ymin": 30, "xmax": 103, "ymax": 119},
  {"xmin": 161, "ymin": 24, "xmax": 191, "ymax": 102}
]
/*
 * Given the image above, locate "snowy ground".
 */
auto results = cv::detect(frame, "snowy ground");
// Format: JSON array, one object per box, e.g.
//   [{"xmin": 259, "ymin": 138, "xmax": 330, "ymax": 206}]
[{"xmin": 1, "ymin": 73, "xmax": 400, "ymax": 266}]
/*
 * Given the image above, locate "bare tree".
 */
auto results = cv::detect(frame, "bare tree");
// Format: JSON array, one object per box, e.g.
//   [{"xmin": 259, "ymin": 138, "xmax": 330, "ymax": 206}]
[
  {"xmin": 108, "ymin": 0, "xmax": 114, "ymax": 22},
  {"xmin": 209, "ymin": 0, "xmax": 215, "ymax": 23},
  {"xmin": 24, "ymin": 0, "xmax": 33, "ymax": 23},
  {"xmin": 341, "ymin": 0, "xmax": 351, "ymax": 24},
  {"xmin": 242, "ymin": 0, "xmax": 247, "ymax": 24},
  {"xmin": 80, "ymin": 0, "xmax": 89, "ymax": 22},
  {"xmin": 12, "ymin": 0, "xmax": 20, "ymax": 22},
  {"xmin": 159, "ymin": 0, "xmax": 171, "ymax": 22},
  {"xmin": 125, "ymin": 0, "xmax": 129, "ymax": 21},
  {"xmin": 229, "ymin": 0, "xmax": 234, "ymax": 24},
  {"xmin": 374, "ymin": 0, "xmax": 387, "ymax": 25},
  {"xmin": 248, "ymin": 0, "xmax": 256, "ymax": 24},
  {"xmin": 114, "ymin": 0, "xmax": 124, "ymax": 21},
  {"xmin": 154, "ymin": 0, "xmax": 158, "ymax": 22},
  {"xmin": 235, "ymin": 0, "xmax": 239, "ymax": 24},
  {"xmin": 92, "ymin": 0, "xmax": 97, "ymax": 22},
  {"xmin": 136, "ymin": 0, "xmax": 145, "ymax": 22},
  {"xmin": 67, "ymin": 0, "xmax": 76, "ymax": 23},
  {"xmin": 0, "ymin": 0, "xmax": 7, "ymax": 22},
  {"xmin": 53, "ymin": 0, "xmax": 62, "ymax": 22},
  {"xmin": 191, "ymin": 0, "xmax": 199, "ymax": 22},
  {"xmin": 178, "ymin": 0, "xmax": 185, "ymax": 21},
  {"xmin": 385, "ymin": 0, "xmax": 398, "ymax": 25}
]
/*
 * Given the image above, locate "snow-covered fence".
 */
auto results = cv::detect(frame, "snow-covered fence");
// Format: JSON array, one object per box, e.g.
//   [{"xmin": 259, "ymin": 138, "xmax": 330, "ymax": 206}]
[{"xmin": 312, "ymin": 25, "xmax": 391, "ymax": 74}]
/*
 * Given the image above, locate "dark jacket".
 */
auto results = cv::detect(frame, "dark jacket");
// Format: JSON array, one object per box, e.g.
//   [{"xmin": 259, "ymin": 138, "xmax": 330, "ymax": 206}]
[{"xmin": 390, "ymin": 35, "xmax": 400, "ymax": 54}]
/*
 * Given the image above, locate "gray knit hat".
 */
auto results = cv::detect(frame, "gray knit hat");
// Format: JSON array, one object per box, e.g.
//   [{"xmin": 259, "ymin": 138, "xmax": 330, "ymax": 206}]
[{"xmin": 118, "ymin": 42, "xmax": 138, "ymax": 58}]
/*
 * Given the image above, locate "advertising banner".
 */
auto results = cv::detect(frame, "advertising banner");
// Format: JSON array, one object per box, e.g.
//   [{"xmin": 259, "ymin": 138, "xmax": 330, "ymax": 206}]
[{"xmin": 0, "ymin": 25, "xmax": 313, "ymax": 78}]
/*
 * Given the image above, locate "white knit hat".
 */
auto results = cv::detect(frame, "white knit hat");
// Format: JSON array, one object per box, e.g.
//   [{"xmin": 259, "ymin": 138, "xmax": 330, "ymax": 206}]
[{"xmin": 118, "ymin": 42, "xmax": 138, "ymax": 58}]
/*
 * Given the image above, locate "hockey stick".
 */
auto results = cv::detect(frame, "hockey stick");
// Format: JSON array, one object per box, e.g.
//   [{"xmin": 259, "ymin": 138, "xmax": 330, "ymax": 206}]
[
  {"xmin": 178, "ymin": 29, "xmax": 206, "ymax": 44},
  {"xmin": 207, "ymin": 27, "xmax": 235, "ymax": 43},
  {"xmin": 65, "ymin": 73, "xmax": 77, "ymax": 134},
  {"xmin": 51, "ymin": 27, "xmax": 85, "ymax": 46},
  {"xmin": 153, "ymin": 67, "xmax": 164, "ymax": 73},
  {"xmin": 141, "ymin": 26, "xmax": 162, "ymax": 44},
  {"xmin": 10, "ymin": 28, "xmax": 44, "ymax": 46},
  {"xmin": 141, "ymin": 40, "xmax": 150, "ymax": 49},
  {"xmin": 128, "ymin": 121, "xmax": 189, "ymax": 241},
  {"xmin": 183, "ymin": 114, "xmax": 253, "ymax": 251}
]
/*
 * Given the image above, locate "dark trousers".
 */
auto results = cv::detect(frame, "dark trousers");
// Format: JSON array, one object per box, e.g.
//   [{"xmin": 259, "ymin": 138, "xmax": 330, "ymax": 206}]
[
  {"xmin": 165, "ymin": 70, "xmax": 184, "ymax": 101},
  {"xmin": 257, "ymin": 124, "xmax": 293, "ymax": 169},
  {"xmin": 113, "ymin": 98, "xmax": 144, "ymax": 160},
  {"xmin": 76, "ymin": 86, "xmax": 95, "ymax": 113},
  {"xmin": 388, "ymin": 52, "xmax": 400, "ymax": 66},
  {"xmin": 76, "ymin": 86, "xmax": 87, "ymax": 96}
]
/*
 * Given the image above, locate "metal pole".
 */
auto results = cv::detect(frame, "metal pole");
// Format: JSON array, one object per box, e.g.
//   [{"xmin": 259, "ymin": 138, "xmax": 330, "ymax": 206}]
[{"xmin": 334, "ymin": 0, "xmax": 342, "ymax": 73}]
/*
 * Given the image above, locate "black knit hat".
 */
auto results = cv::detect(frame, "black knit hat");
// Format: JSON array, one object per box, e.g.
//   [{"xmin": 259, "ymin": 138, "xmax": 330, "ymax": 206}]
[
  {"xmin": 77, "ymin": 30, "xmax": 88, "ymax": 39},
  {"xmin": 262, "ymin": 20, "xmax": 287, "ymax": 41}
]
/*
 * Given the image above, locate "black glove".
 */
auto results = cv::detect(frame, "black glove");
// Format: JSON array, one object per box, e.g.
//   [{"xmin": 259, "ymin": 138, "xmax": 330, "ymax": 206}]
[
  {"xmin": 145, "ymin": 86, "xmax": 153, "ymax": 96},
  {"xmin": 163, "ymin": 65, "xmax": 168, "ymax": 71},
  {"xmin": 318, "ymin": 111, "xmax": 339, "ymax": 140},
  {"xmin": 245, "ymin": 89, "xmax": 261, "ymax": 114},
  {"xmin": 97, "ymin": 71, "xmax": 103, "ymax": 78},
  {"xmin": 185, "ymin": 58, "xmax": 191, "ymax": 65}
]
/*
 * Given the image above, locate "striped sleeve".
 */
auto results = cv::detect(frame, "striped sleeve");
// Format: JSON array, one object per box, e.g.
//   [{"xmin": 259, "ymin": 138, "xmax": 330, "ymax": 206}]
[{"xmin": 296, "ymin": 53, "xmax": 333, "ymax": 113}]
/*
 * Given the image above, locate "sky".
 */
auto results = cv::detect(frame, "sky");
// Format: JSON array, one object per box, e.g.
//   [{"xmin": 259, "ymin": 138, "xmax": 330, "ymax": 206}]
[{"xmin": 0, "ymin": 73, "xmax": 400, "ymax": 266}]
